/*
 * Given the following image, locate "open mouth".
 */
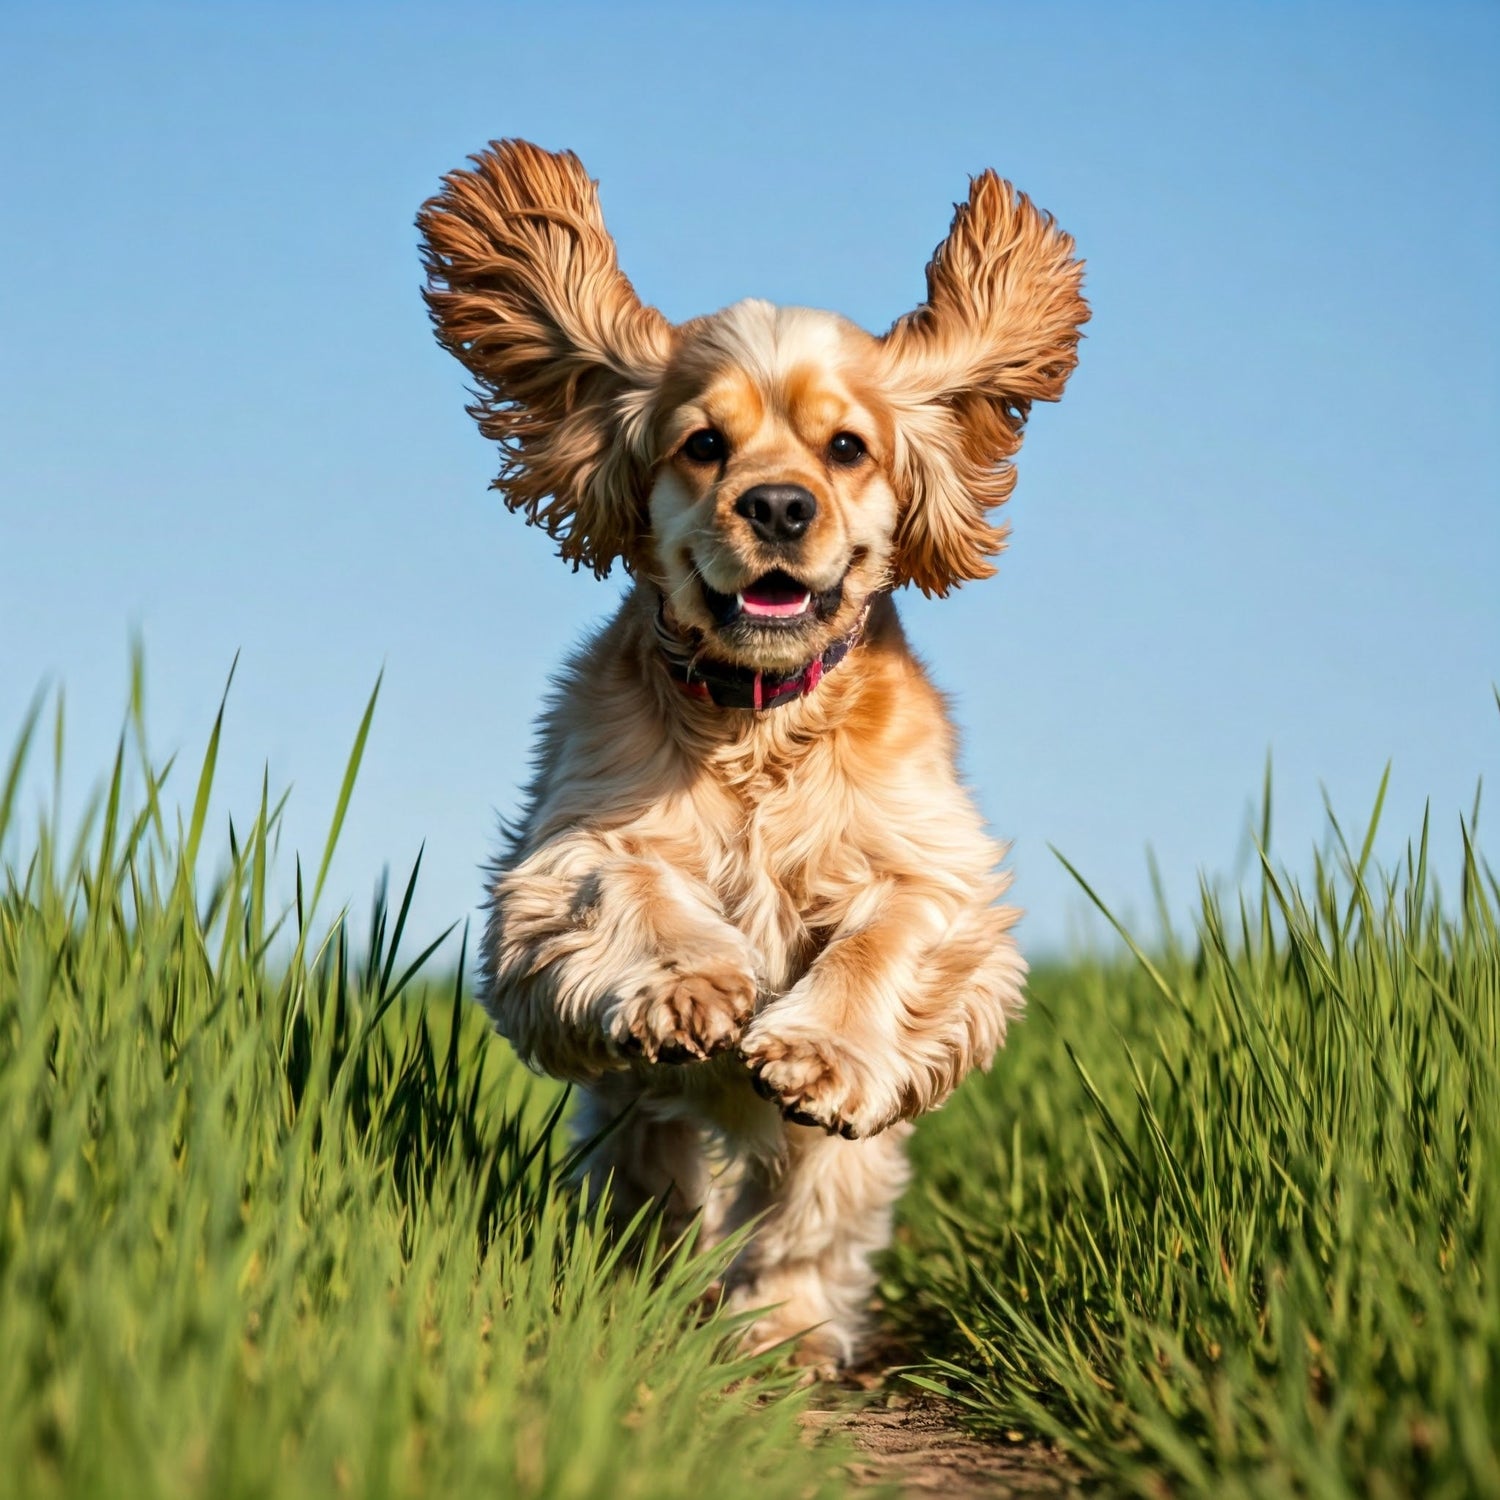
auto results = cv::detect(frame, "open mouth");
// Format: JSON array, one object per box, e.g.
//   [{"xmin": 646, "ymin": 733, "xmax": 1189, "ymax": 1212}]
[{"xmin": 701, "ymin": 569, "xmax": 841, "ymax": 629}]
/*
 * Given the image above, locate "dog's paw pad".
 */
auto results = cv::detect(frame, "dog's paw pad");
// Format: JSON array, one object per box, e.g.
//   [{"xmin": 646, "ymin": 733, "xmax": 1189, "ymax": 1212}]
[
  {"xmin": 731, "ymin": 1300, "xmax": 850, "ymax": 1377},
  {"xmin": 739, "ymin": 1030, "xmax": 887, "ymax": 1138},
  {"xmin": 612, "ymin": 959, "xmax": 757, "ymax": 1064}
]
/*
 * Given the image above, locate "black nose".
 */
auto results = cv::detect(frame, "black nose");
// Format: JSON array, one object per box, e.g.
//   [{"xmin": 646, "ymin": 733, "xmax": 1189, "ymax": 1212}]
[{"xmin": 734, "ymin": 484, "xmax": 818, "ymax": 544}]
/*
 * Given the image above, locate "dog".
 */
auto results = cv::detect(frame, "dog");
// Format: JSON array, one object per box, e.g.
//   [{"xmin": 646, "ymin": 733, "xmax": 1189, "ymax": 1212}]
[{"xmin": 418, "ymin": 140, "xmax": 1086, "ymax": 1370}]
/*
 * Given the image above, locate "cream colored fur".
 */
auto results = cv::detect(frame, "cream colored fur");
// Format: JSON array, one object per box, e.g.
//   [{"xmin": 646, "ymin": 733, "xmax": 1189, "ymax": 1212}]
[{"xmin": 418, "ymin": 140, "xmax": 1087, "ymax": 1368}]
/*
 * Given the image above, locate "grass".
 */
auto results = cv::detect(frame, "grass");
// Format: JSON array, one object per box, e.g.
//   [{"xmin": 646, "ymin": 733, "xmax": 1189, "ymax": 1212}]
[
  {"xmin": 2, "ymin": 664, "xmax": 1496, "ymax": 1498},
  {"xmin": 888, "ymin": 758, "xmax": 1500, "ymax": 1498},
  {"xmin": 0, "ymin": 670, "xmax": 848, "ymax": 1500}
]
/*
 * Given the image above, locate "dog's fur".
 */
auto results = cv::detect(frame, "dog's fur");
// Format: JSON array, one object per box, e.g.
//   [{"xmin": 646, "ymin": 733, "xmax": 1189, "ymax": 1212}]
[{"xmin": 418, "ymin": 141, "xmax": 1086, "ymax": 1368}]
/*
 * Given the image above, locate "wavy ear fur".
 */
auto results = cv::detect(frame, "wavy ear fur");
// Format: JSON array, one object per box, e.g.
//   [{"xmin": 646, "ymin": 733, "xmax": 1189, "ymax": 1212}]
[
  {"xmin": 879, "ymin": 172, "xmax": 1089, "ymax": 596},
  {"xmin": 418, "ymin": 140, "xmax": 672, "ymax": 576}
]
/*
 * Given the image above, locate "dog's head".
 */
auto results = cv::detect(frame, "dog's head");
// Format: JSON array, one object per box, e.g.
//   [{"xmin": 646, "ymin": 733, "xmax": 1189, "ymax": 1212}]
[{"xmin": 419, "ymin": 140, "xmax": 1087, "ymax": 671}]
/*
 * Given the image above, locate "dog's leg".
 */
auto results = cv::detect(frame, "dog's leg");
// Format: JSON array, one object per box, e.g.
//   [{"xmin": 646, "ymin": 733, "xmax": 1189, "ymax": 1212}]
[
  {"xmin": 739, "ymin": 881, "xmax": 1024, "ymax": 1138},
  {"xmin": 572, "ymin": 1078, "xmax": 709, "ymax": 1242},
  {"xmin": 720, "ymin": 1123, "xmax": 912, "ymax": 1372},
  {"xmin": 482, "ymin": 834, "xmax": 759, "ymax": 1080}
]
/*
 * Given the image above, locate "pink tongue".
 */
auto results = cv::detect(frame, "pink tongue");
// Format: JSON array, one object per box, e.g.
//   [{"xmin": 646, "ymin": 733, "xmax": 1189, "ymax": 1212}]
[{"xmin": 741, "ymin": 580, "xmax": 811, "ymax": 618}]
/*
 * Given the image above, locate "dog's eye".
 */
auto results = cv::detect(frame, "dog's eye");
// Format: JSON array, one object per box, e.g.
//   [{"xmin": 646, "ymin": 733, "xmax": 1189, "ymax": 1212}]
[
  {"xmin": 828, "ymin": 432, "xmax": 866, "ymax": 466},
  {"xmin": 681, "ymin": 428, "xmax": 727, "ymax": 464}
]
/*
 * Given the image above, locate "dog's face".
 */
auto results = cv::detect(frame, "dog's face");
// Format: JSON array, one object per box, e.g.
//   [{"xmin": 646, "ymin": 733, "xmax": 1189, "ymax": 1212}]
[
  {"xmin": 648, "ymin": 305, "xmax": 898, "ymax": 670},
  {"xmin": 419, "ymin": 142, "xmax": 1087, "ymax": 669}
]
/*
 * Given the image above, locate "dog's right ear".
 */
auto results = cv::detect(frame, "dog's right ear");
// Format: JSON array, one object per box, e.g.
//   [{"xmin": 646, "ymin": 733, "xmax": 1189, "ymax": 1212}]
[{"xmin": 418, "ymin": 140, "xmax": 672, "ymax": 576}]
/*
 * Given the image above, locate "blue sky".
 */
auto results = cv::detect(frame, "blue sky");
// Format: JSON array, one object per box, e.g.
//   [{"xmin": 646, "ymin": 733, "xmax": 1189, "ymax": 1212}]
[{"xmin": 2, "ymin": 1, "xmax": 1496, "ymax": 959}]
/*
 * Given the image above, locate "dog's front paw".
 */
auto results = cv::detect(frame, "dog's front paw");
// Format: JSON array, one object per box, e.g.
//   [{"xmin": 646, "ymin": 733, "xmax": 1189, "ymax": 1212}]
[
  {"xmin": 738, "ymin": 1025, "xmax": 896, "ymax": 1138},
  {"xmin": 610, "ymin": 958, "xmax": 757, "ymax": 1064}
]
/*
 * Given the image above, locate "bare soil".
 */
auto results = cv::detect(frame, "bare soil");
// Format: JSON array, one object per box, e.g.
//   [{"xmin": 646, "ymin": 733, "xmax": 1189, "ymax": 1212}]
[
  {"xmin": 805, "ymin": 1383, "xmax": 1084, "ymax": 1498},
  {"xmin": 839, "ymin": 1400, "xmax": 1080, "ymax": 1496}
]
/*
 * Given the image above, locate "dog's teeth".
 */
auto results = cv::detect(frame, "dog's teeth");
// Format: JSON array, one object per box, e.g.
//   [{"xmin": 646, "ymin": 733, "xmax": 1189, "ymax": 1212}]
[{"xmin": 735, "ymin": 594, "xmax": 745, "ymax": 610}]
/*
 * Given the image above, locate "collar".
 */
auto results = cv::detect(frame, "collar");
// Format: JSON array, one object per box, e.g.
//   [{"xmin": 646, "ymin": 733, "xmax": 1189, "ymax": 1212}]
[{"xmin": 654, "ymin": 592, "xmax": 881, "ymax": 712}]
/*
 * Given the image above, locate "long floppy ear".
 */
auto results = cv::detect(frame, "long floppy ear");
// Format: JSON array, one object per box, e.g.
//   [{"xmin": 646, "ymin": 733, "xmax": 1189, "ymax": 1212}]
[
  {"xmin": 878, "ymin": 172, "xmax": 1088, "ymax": 596},
  {"xmin": 418, "ymin": 140, "xmax": 673, "ymax": 576}
]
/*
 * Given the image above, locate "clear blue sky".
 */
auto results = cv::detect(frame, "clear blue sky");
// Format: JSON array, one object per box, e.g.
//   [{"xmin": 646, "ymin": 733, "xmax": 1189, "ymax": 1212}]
[{"xmin": 2, "ymin": 1, "xmax": 1496, "ymax": 958}]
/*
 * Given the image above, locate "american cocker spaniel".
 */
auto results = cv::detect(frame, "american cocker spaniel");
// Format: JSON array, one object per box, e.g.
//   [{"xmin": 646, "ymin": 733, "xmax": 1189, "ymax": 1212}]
[{"xmin": 418, "ymin": 140, "xmax": 1087, "ymax": 1370}]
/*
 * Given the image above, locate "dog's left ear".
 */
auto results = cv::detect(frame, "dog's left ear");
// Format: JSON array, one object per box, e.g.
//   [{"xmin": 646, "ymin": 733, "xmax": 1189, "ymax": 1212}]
[
  {"xmin": 418, "ymin": 140, "xmax": 672, "ymax": 576},
  {"xmin": 878, "ymin": 173, "xmax": 1089, "ymax": 596}
]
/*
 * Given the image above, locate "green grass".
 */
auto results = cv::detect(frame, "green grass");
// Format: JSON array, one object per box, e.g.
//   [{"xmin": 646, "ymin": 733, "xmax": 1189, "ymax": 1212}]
[
  {"xmin": 887, "ymin": 759, "xmax": 1500, "ymax": 1498},
  {"xmin": 3, "ymin": 666, "xmax": 1497, "ymax": 1499},
  {"xmin": 0, "ymin": 671, "xmax": 849, "ymax": 1500}
]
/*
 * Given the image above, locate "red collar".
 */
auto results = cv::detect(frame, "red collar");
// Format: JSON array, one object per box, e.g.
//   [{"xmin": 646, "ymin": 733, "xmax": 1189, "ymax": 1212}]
[{"xmin": 654, "ymin": 594, "xmax": 880, "ymax": 711}]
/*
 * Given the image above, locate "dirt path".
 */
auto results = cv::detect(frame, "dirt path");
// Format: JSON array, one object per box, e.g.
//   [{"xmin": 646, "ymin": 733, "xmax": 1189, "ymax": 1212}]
[{"xmin": 809, "ymin": 1391, "xmax": 1083, "ymax": 1498}]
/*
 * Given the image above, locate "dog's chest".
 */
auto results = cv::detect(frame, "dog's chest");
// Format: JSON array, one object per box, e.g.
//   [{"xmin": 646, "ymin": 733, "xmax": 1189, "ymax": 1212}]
[{"xmin": 701, "ymin": 739, "xmax": 867, "ymax": 993}]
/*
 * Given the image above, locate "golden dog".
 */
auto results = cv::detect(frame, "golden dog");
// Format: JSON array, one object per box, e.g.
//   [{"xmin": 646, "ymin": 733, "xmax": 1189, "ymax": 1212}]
[{"xmin": 418, "ymin": 141, "xmax": 1086, "ymax": 1368}]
